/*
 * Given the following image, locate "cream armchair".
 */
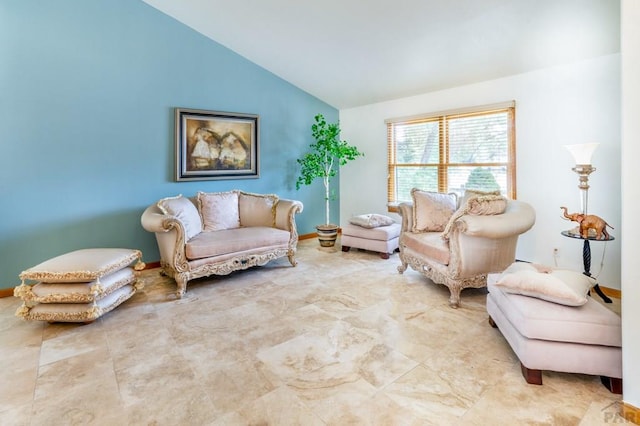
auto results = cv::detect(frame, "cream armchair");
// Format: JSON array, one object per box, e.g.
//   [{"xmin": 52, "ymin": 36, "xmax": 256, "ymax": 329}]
[{"xmin": 397, "ymin": 191, "xmax": 535, "ymax": 308}]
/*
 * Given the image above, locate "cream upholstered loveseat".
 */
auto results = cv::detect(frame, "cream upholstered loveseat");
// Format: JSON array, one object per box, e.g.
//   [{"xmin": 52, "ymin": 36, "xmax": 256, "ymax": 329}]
[
  {"xmin": 141, "ymin": 190, "xmax": 303, "ymax": 297},
  {"xmin": 397, "ymin": 189, "xmax": 535, "ymax": 308}
]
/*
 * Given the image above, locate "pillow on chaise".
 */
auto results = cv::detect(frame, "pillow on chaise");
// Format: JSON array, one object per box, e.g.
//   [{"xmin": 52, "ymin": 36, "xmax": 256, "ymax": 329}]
[
  {"xmin": 494, "ymin": 262, "xmax": 595, "ymax": 306},
  {"xmin": 349, "ymin": 214, "xmax": 395, "ymax": 229},
  {"xmin": 411, "ymin": 189, "xmax": 457, "ymax": 232}
]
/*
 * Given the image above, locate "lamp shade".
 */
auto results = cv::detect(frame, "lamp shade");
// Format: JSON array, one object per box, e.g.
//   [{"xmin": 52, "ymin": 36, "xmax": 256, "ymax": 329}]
[{"xmin": 565, "ymin": 143, "xmax": 599, "ymax": 165}]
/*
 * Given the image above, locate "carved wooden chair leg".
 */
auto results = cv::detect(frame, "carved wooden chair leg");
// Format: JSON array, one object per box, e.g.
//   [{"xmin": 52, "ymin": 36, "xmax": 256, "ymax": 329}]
[
  {"xmin": 175, "ymin": 275, "xmax": 187, "ymax": 299},
  {"xmin": 448, "ymin": 286, "xmax": 462, "ymax": 309},
  {"xmin": 521, "ymin": 363, "xmax": 543, "ymax": 385}
]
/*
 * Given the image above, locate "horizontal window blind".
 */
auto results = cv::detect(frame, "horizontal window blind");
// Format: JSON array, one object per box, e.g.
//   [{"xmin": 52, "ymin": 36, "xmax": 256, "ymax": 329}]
[{"xmin": 387, "ymin": 102, "xmax": 516, "ymax": 206}]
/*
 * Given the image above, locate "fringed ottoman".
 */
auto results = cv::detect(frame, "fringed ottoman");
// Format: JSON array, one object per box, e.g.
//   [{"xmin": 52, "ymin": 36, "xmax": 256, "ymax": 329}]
[
  {"xmin": 486, "ymin": 262, "xmax": 622, "ymax": 393},
  {"xmin": 341, "ymin": 214, "xmax": 401, "ymax": 259},
  {"xmin": 14, "ymin": 248, "xmax": 145, "ymax": 323}
]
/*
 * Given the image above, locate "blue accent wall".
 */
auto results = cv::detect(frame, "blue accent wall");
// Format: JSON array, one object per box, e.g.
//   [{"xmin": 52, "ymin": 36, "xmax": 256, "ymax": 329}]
[{"xmin": 0, "ymin": 0, "xmax": 338, "ymax": 289}]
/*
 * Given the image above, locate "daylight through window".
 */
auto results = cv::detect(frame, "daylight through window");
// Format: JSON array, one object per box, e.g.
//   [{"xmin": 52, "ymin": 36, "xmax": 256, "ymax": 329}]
[{"xmin": 386, "ymin": 102, "xmax": 516, "ymax": 208}]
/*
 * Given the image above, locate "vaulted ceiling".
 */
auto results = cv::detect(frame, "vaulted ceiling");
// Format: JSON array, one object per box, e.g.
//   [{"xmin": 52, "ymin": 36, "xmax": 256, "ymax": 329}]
[{"xmin": 141, "ymin": 0, "xmax": 620, "ymax": 109}]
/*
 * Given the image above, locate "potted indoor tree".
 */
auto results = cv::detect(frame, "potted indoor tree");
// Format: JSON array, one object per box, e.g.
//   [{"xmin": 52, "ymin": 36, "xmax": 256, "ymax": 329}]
[{"xmin": 296, "ymin": 113, "xmax": 364, "ymax": 247}]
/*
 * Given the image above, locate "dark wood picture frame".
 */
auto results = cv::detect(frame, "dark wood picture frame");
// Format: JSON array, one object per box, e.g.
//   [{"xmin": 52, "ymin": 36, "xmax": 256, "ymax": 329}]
[{"xmin": 175, "ymin": 108, "xmax": 259, "ymax": 181}]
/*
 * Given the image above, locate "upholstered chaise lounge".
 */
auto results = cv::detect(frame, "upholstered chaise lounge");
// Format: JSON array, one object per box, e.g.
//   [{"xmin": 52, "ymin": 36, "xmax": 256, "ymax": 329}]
[
  {"xmin": 397, "ymin": 189, "xmax": 536, "ymax": 308},
  {"xmin": 141, "ymin": 190, "xmax": 303, "ymax": 297}
]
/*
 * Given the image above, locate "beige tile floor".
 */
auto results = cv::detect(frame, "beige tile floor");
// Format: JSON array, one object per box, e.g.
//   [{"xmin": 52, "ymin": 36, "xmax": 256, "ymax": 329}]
[{"xmin": 0, "ymin": 238, "xmax": 625, "ymax": 425}]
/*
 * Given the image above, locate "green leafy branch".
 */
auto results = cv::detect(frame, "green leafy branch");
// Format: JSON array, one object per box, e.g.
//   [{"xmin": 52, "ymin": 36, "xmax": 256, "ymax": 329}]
[{"xmin": 295, "ymin": 114, "xmax": 364, "ymax": 225}]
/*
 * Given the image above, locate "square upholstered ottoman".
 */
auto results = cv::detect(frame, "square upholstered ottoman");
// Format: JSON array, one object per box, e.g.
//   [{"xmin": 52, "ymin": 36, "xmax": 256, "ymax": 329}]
[
  {"xmin": 486, "ymin": 269, "xmax": 622, "ymax": 393},
  {"xmin": 341, "ymin": 217, "xmax": 401, "ymax": 259}
]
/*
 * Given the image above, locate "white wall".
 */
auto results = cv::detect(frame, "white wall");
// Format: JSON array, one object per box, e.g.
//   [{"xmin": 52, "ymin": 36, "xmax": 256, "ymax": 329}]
[
  {"xmin": 339, "ymin": 54, "xmax": 621, "ymax": 289},
  {"xmin": 621, "ymin": 0, "xmax": 640, "ymax": 409}
]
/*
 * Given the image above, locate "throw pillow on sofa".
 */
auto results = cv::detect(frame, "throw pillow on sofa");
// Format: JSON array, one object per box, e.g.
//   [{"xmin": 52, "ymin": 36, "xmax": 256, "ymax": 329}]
[
  {"xmin": 441, "ymin": 194, "xmax": 507, "ymax": 240},
  {"xmin": 459, "ymin": 189, "xmax": 501, "ymax": 207},
  {"xmin": 157, "ymin": 194, "xmax": 202, "ymax": 240},
  {"xmin": 411, "ymin": 189, "xmax": 457, "ymax": 232},
  {"xmin": 239, "ymin": 191, "xmax": 278, "ymax": 227},
  {"xmin": 197, "ymin": 190, "xmax": 241, "ymax": 231}
]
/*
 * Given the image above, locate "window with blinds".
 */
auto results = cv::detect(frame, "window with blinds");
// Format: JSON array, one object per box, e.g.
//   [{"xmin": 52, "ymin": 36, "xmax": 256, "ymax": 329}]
[{"xmin": 386, "ymin": 102, "xmax": 516, "ymax": 208}]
